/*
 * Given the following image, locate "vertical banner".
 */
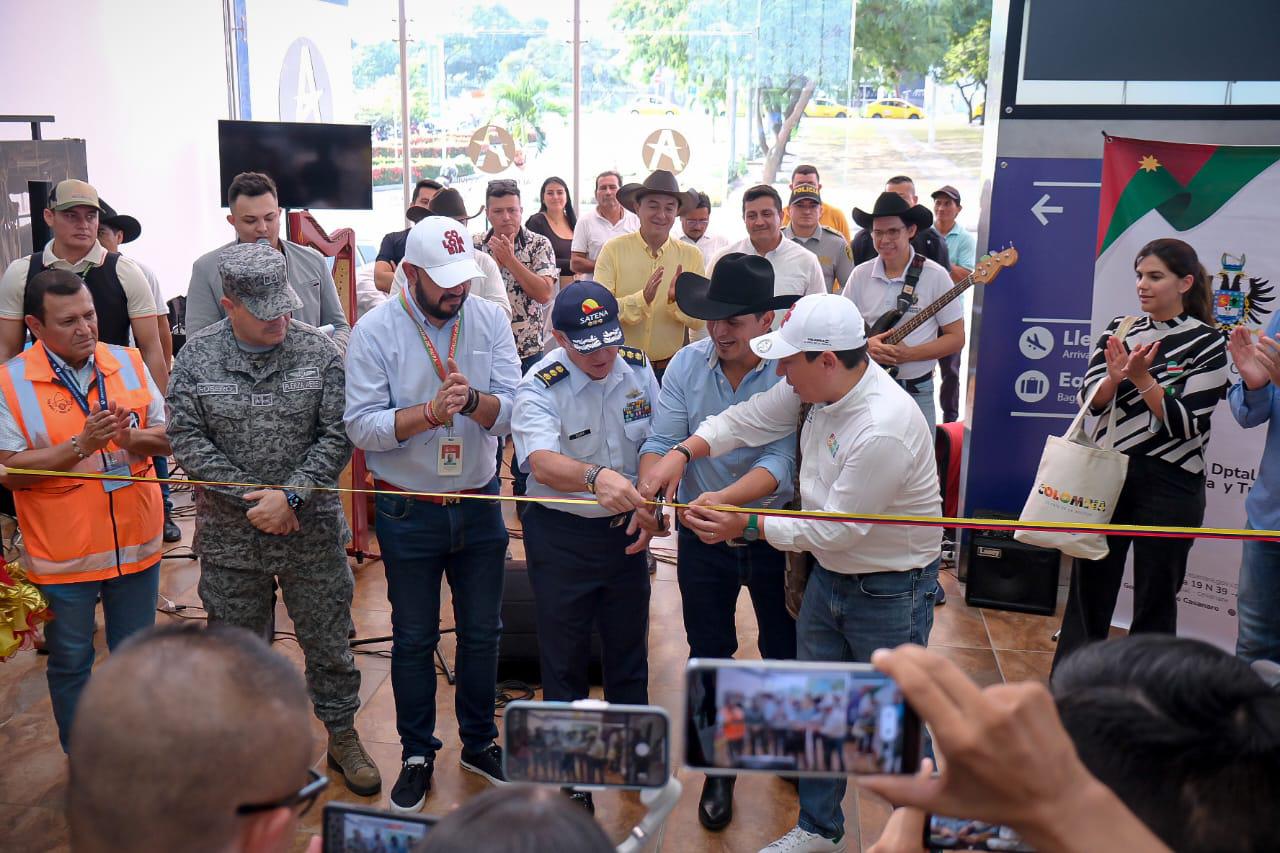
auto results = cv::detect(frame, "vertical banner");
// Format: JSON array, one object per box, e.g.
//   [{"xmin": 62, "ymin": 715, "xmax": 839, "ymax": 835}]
[{"xmin": 1091, "ymin": 136, "xmax": 1280, "ymax": 648}]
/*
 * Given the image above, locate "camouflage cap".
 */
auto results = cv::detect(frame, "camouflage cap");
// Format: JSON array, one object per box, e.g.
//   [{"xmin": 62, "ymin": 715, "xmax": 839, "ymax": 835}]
[{"xmin": 217, "ymin": 242, "xmax": 303, "ymax": 321}]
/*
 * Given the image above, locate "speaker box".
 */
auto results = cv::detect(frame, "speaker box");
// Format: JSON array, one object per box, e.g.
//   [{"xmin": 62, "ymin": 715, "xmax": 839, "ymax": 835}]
[
  {"xmin": 498, "ymin": 560, "xmax": 603, "ymax": 683},
  {"xmin": 965, "ymin": 533, "xmax": 1060, "ymax": 616}
]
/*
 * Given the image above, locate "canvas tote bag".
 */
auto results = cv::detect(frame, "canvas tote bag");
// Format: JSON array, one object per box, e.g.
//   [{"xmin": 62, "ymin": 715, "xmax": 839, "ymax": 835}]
[{"xmin": 1014, "ymin": 317, "xmax": 1138, "ymax": 560}]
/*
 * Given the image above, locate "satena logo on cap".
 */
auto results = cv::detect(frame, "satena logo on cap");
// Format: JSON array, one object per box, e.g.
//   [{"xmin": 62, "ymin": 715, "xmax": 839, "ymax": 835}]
[
  {"xmin": 581, "ymin": 298, "xmax": 601, "ymax": 314},
  {"xmin": 553, "ymin": 280, "xmax": 624, "ymax": 354}
]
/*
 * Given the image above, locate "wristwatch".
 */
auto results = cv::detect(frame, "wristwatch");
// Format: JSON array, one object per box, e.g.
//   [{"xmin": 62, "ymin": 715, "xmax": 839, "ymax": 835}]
[
  {"xmin": 284, "ymin": 490, "xmax": 305, "ymax": 511},
  {"xmin": 743, "ymin": 513, "xmax": 760, "ymax": 543}
]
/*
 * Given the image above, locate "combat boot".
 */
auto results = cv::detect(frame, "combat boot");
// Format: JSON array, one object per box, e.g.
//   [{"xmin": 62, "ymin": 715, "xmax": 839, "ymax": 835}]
[{"xmin": 327, "ymin": 727, "xmax": 382, "ymax": 796}]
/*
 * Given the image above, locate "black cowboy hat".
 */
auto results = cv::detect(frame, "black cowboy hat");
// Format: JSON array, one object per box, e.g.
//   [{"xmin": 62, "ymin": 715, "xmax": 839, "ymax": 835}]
[
  {"xmin": 617, "ymin": 170, "xmax": 701, "ymax": 216},
  {"xmin": 674, "ymin": 253, "xmax": 800, "ymax": 321},
  {"xmin": 421, "ymin": 187, "xmax": 485, "ymax": 223},
  {"xmin": 851, "ymin": 191, "xmax": 933, "ymax": 231},
  {"xmin": 97, "ymin": 200, "xmax": 141, "ymax": 244}
]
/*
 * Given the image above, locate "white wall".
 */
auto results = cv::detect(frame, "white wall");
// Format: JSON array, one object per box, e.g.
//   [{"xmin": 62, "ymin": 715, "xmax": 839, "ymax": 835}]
[{"xmin": 0, "ymin": 0, "xmax": 231, "ymax": 304}]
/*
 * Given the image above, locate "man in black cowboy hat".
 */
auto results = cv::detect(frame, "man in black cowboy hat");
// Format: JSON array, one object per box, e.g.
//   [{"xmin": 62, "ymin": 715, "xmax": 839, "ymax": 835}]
[
  {"xmin": 851, "ymin": 175, "xmax": 950, "ymax": 267},
  {"xmin": 593, "ymin": 169, "xmax": 706, "ymax": 382},
  {"xmin": 844, "ymin": 190, "xmax": 963, "ymax": 429},
  {"xmin": 637, "ymin": 253, "xmax": 799, "ymax": 831},
  {"xmin": 97, "ymin": 201, "xmax": 182, "ymax": 544},
  {"xmin": 373, "ymin": 179, "xmax": 443, "ymax": 294}
]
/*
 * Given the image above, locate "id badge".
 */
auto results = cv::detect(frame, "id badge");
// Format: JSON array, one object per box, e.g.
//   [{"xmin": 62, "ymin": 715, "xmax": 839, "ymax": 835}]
[
  {"xmin": 100, "ymin": 450, "xmax": 133, "ymax": 493},
  {"xmin": 437, "ymin": 436, "xmax": 464, "ymax": 476}
]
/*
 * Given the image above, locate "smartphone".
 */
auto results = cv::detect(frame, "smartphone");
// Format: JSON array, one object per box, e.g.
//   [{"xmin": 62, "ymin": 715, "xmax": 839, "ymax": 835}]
[
  {"xmin": 503, "ymin": 700, "xmax": 671, "ymax": 789},
  {"xmin": 322, "ymin": 803, "xmax": 436, "ymax": 853},
  {"xmin": 685, "ymin": 658, "xmax": 922, "ymax": 777},
  {"xmin": 923, "ymin": 813, "xmax": 1037, "ymax": 851}
]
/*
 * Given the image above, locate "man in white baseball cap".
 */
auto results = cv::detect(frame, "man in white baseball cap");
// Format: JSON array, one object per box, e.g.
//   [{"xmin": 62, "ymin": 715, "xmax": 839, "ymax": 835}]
[
  {"xmin": 344, "ymin": 215, "xmax": 523, "ymax": 811},
  {"xmin": 644, "ymin": 292, "xmax": 943, "ymax": 853}
]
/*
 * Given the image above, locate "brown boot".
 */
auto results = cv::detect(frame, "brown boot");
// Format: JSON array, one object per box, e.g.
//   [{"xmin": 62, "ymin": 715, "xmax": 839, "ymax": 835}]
[{"xmin": 327, "ymin": 728, "xmax": 382, "ymax": 796}]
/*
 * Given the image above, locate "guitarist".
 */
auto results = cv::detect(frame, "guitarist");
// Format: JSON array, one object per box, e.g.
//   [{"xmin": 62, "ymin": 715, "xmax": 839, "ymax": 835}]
[{"xmin": 843, "ymin": 192, "xmax": 964, "ymax": 428}]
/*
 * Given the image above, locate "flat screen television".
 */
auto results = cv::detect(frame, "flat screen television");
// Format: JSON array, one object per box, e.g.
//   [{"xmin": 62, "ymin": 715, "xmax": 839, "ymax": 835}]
[{"xmin": 217, "ymin": 120, "xmax": 373, "ymax": 210}]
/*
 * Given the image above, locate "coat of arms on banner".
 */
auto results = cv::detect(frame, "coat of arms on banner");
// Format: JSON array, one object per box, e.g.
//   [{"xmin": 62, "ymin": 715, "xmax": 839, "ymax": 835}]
[{"xmin": 1212, "ymin": 252, "xmax": 1273, "ymax": 334}]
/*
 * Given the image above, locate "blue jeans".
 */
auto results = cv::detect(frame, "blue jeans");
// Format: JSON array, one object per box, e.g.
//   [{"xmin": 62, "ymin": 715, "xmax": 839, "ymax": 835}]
[
  {"xmin": 898, "ymin": 376, "xmax": 936, "ymax": 427},
  {"xmin": 796, "ymin": 561, "xmax": 938, "ymax": 840},
  {"xmin": 376, "ymin": 477, "xmax": 508, "ymax": 760},
  {"xmin": 39, "ymin": 562, "xmax": 160, "ymax": 751},
  {"xmin": 677, "ymin": 528, "xmax": 795, "ymax": 660},
  {"xmin": 1237, "ymin": 533, "xmax": 1280, "ymax": 664},
  {"xmin": 153, "ymin": 455, "xmax": 172, "ymax": 512}
]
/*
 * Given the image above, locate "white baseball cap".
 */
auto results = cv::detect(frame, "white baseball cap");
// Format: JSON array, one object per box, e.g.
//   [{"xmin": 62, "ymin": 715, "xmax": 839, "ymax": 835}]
[
  {"xmin": 749, "ymin": 293, "xmax": 867, "ymax": 359},
  {"xmin": 403, "ymin": 215, "xmax": 481, "ymax": 289}
]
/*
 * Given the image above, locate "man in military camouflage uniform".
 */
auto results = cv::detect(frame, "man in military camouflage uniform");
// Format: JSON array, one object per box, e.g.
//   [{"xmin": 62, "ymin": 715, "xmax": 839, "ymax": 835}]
[{"xmin": 166, "ymin": 242, "xmax": 380, "ymax": 796}]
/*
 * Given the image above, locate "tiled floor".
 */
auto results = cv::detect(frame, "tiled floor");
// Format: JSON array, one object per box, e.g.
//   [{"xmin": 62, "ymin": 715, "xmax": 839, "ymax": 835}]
[{"xmin": 0, "ymin": 478, "xmax": 1066, "ymax": 853}]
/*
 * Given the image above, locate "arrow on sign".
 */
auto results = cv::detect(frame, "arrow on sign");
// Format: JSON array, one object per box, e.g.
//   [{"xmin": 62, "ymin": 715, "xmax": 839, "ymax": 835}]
[{"xmin": 1031, "ymin": 193, "xmax": 1064, "ymax": 226}]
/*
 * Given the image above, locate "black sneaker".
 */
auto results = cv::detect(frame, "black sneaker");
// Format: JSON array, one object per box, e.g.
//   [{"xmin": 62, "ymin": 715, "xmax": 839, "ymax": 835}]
[
  {"xmin": 934, "ymin": 580, "xmax": 947, "ymax": 607},
  {"xmin": 460, "ymin": 743, "xmax": 507, "ymax": 786},
  {"xmin": 389, "ymin": 756, "xmax": 433, "ymax": 813},
  {"xmin": 563, "ymin": 788, "xmax": 594, "ymax": 814},
  {"xmin": 162, "ymin": 512, "xmax": 182, "ymax": 543}
]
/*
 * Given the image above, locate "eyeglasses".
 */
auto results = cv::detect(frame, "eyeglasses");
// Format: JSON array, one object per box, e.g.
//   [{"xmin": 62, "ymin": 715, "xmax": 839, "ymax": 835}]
[
  {"xmin": 683, "ymin": 218, "xmax": 709, "ymax": 226},
  {"xmin": 236, "ymin": 769, "xmax": 328, "ymax": 817},
  {"xmin": 871, "ymin": 227, "xmax": 906, "ymax": 241}
]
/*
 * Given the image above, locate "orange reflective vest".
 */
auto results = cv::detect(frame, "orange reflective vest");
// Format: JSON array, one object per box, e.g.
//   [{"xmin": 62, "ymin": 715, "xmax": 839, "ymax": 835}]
[{"xmin": 0, "ymin": 342, "xmax": 162, "ymax": 584}]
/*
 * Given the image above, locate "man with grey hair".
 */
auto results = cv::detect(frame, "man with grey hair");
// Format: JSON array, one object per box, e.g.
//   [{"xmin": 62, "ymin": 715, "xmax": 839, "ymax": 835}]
[
  {"xmin": 166, "ymin": 241, "xmax": 379, "ymax": 797},
  {"xmin": 68, "ymin": 623, "xmax": 320, "ymax": 853}
]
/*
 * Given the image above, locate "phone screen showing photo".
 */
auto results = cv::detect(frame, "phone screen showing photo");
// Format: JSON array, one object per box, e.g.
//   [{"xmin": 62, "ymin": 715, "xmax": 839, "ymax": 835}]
[
  {"xmin": 323, "ymin": 807, "xmax": 434, "ymax": 853},
  {"xmin": 685, "ymin": 661, "xmax": 920, "ymax": 777},
  {"xmin": 925, "ymin": 814, "xmax": 1037, "ymax": 851},
  {"xmin": 504, "ymin": 704, "xmax": 670, "ymax": 788}
]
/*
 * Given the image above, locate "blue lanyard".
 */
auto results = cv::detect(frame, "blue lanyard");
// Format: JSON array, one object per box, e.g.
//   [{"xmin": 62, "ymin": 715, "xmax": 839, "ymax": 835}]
[{"xmin": 45, "ymin": 349, "xmax": 106, "ymax": 416}]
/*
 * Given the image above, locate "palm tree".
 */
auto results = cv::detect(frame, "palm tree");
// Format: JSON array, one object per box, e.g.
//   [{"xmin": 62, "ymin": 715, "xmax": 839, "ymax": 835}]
[{"xmin": 490, "ymin": 68, "xmax": 569, "ymax": 152}]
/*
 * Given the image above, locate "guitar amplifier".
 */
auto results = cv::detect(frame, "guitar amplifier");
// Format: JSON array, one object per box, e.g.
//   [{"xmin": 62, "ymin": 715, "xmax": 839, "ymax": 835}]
[
  {"xmin": 498, "ymin": 560, "xmax": 603, "ymax": 683},
  {"xmin": 965, "ymin": 517, "xmax": 1060, "ymax": 616}
]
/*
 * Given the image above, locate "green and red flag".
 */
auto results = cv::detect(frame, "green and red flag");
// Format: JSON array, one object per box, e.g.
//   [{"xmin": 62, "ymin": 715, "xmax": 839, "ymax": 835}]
[{"xmin": 1097, "ymin": 135, "xmax": 1280, "ymax": 256}]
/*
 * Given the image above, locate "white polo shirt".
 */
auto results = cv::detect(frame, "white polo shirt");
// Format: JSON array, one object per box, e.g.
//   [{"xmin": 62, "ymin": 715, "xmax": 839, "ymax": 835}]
[
  {"xmin": 842, "ymin": 249, "xmax": 961, "ymax": 381},
  {"xmin": 693, "ymin": 361, "xmax": 941, "ymax": 575},
  {"xmin": 710, "ymin": 235, "xmax": 826, "ymax": 327},
  {"xmin": 571, "ymin": 206, "xmax": 640, "ymax": 261}
]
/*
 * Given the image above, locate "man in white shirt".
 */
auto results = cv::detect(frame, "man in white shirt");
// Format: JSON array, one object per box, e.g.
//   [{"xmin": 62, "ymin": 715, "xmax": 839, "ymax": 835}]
[
  {"xmin": 843, "ymin": 192, "xmax": 964, "ymax": 427},
  {"xmin": 644, "ymin": 293, "xmax": 941, "ymax": 853},
  {"xmin": 569, "ymin": 171, "xmax": 639, "ymax": 275},
  {"xmin": 709, "ymin": 185, "xmax": 825, "ymax": 328},
  {"xmin": 679, "ymin": 190, "xmax": 729, "ymax": 267}
]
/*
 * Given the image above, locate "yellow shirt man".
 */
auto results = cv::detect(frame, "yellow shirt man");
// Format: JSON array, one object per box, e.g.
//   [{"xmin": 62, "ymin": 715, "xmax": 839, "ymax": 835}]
[{"xmin": 593, "ymin": 232, "xmax": 705, "ymax": 364}]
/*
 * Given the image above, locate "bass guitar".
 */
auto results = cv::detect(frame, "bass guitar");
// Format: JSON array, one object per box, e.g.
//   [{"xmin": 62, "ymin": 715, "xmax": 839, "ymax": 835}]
[{"xmin": 866, "ymin": 247, "xmax": 1019, "ymax": 376}]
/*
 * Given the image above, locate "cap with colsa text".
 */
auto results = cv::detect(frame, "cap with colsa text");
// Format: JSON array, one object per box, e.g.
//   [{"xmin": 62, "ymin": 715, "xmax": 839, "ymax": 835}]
[
  {"xmin": 552, "ymin": 280, "xmax": 624, "ymax": 354},
  {"xmin": 403, "ymin": 215, "xmax": 481, "ymax": 289},
  {"xmin": 749, "ymin": 293, "xmax": 866, "ymax": 359},
  {"xmin": 48, "ymin": 179, "xmax": 101, "ymax": 212}
]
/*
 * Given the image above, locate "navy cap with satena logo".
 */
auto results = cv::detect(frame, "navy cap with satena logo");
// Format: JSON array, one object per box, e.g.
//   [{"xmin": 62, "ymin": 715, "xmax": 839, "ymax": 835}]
[{"xmin": 552, "ymin": 280, "xmax": 625, "ymax": 354}]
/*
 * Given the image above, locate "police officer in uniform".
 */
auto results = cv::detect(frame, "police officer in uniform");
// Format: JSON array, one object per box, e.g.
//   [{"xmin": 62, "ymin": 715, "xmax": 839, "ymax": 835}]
[
  {"xmin": 165, "ymin": 242, "xmax": 380, "ymax": 796},
  {"xmin": 512, "ymin": 280, "xmax": 662, "ymax": 813},
  {"xmin": 782, "ymin": 185, "xmax": 855, "ymax": 293}
]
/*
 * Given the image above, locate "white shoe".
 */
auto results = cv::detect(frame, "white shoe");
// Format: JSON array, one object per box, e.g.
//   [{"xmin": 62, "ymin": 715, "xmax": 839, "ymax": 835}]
[{"xmin": 759, "ymin": 826, "xmax": 847, "ymax": 853}]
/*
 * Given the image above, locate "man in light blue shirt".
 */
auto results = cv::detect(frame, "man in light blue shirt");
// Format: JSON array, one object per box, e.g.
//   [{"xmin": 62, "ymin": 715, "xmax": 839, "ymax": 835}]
[
  {"xmin": 511, "ymin": 279, "xmax": 661, "ymax": 814},
  {"xmin": 638, "ymin": 253, "xmax": 798, "ymax": 832},
  {"xmin": 931, "ymin": 185, "xmax": 976, "ymax": 426},
  {"xmin": 1228, "ymin": 318, "xmax": 1280, "ymax": 664},
  {"xmin": 344, "ymin": 216, "xmax": 520, "ymax": 813}
]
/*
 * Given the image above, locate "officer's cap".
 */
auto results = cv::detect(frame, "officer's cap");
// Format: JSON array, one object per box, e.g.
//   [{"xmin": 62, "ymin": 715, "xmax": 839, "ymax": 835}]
[
  {"xmin": 552, "ymin": 280, "xmax": 624, "ymax": 354},
  {"xmin": 217, "ymin": 242, "xmax": 303, "ymax": 321}
]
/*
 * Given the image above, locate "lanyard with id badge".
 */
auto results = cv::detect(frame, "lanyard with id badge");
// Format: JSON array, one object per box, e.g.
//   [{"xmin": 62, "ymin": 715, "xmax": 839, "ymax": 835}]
[
  {"xmin": 46, "ymin": 351, "xmax": 133, "ymax": 493},
  {"xmin": 400, "ymin": 291, "xmax": 465, "ymax": 477}
]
